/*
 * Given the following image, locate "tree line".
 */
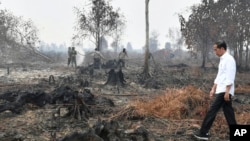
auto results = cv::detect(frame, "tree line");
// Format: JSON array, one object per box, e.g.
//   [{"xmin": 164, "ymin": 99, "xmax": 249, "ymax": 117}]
[
  {"xmin": 179, "ymin": 0, "xmax": 250, "ymax": 70},
  {"xmin": 3, "ymin": 0, "xmax": 249, "ymax": 71},
  {"xmin": 0, "ymin": 4, "xmax": 39, "ymax": 62}
]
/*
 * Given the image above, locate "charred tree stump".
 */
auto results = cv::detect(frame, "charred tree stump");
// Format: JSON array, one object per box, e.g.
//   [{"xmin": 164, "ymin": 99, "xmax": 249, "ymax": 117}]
[
  {"xmin": 7, "ymin": 66, "xmax": 10, "ymax": 75},
  {"xmin": 104, "ymin": 69, "xmax": 126, "ymax": 86},
  {"xmin": 104, "ymin": 69, "xmax": 126, "ymax": 94},
  {"xmin": 69, "ymin": 95, "xmax": 91, "ymax": 121},
  {"xmin": 49, "ymin": 75, "xmax": 55, "ymax": 85},
  {"xmin": 50, "ymin": 86, "xmax": 94, "ymax": 120},
  {"xmin": 51, "ymin": 85, "xmax": 81, "ymax": 104}
]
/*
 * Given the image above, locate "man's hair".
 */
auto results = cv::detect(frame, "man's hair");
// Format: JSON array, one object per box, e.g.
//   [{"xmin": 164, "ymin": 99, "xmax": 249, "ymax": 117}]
[{"xmin": 215, "ymin": 40, "xmax": 227, "ymax": 50}]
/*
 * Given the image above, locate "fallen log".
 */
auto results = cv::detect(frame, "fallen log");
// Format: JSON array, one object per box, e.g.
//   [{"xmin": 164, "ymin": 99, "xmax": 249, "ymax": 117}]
[{"xmin": 0, "ymin": 91, "xmax": 51, "ymax": 113}]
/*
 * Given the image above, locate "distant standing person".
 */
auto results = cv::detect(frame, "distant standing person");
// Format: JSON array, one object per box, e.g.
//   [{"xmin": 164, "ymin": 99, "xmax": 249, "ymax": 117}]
[
  {"xmin": 67, "ymin": 47, "xmax": 72, "ymax": 66},
  {"xmin": 193, "ymin": 41, "xmax": 237, "ymax": 140},
  {"xmin": 118, "ymin": 48, "xmax": 128, "ymax": 68},
  {"xmin": 91, "ymin": 48, "xmax": 105, "ymax": 69},
  {"xmin": 71, "ymin": 47, "xmax": 77, "ymax": 68}
]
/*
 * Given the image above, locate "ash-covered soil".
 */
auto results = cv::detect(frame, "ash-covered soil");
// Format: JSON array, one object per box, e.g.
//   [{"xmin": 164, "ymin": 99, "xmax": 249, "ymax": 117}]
[{"xmin": 0, "ymin": 63, "xmax": 250, "ymax": 141}]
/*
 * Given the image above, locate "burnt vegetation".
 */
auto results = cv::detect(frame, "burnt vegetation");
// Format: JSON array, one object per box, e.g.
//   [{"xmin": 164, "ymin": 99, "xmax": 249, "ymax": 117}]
[{"xmin": 0, "ymin": 0, "xmax": 250, "ymax": 141}]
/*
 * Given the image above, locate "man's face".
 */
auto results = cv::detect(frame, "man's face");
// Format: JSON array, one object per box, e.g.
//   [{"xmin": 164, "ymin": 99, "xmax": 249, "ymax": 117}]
[{"xmin": 213, "ymin": 44, "xmax": 223, "ymax": 57}]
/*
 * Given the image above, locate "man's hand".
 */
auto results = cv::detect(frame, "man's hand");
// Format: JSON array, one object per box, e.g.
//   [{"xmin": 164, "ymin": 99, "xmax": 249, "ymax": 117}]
[
  {"xmin": 224, "ymin": 85, "xmax": 232, "ymax": 101},
  {"xmin": 210, "ymin": 84, "xmax": 217, "ymax": 99},
  {"xmin": 209, "ymin": 89, "xmax": 215, "ymax": 99},
  {"xmin": 224, "ymin": 92, "xmax": 230, "ymax": 101}
]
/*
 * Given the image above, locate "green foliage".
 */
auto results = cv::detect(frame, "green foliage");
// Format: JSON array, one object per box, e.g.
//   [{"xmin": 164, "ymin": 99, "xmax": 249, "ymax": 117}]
[{"xmin": 179, "ymin": 0, "xmax": 250, "ymax": 69}]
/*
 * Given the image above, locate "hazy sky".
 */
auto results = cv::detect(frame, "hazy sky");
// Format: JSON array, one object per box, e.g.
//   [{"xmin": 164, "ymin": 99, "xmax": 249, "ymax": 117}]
[{"xmin": 1, "ymin": 0, "xmax": 201, "ymax": 49}]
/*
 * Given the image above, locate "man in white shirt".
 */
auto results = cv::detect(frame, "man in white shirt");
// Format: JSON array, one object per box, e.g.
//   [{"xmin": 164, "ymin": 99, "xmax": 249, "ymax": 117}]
[
  {"xmin": 91, "ymin": 48, "xmax": 105, "ymax": 69},
  {"xmin": 194, "ymin": 41, "xmax": 237, "ymax": 140}
]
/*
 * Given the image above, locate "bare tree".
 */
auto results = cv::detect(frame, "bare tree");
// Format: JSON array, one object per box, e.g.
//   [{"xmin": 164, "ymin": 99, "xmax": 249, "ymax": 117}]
[
  {"xmin": 74, "ymin": 0, "xmax": 124, "ymax": 51},
  {"xmin": 111, "ymin": 16, "xmax": 126, "ymax": 55},
  {"xmin": 142, "ymin": 0, "xmax": 151, "ymax": 78},
  {"xmin": 0, "ymin": 8, "xmax": 41, "ymax": 63}
]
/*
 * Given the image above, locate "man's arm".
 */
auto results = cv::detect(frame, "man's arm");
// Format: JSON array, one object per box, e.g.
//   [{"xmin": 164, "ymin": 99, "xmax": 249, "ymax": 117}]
[
  {"xmin": 223, "ymin": 57, "xmax": 236, "ymax": 101},
  {"xmin": 210, "ymin": 84, "xmax": 217, "ymax": 98}
]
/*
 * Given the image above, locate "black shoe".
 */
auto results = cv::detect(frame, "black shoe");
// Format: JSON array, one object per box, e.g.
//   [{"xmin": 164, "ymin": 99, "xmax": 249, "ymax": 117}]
[{"xmin": 193, "ymin": 130, "xmax": 209, "ymax": 140}]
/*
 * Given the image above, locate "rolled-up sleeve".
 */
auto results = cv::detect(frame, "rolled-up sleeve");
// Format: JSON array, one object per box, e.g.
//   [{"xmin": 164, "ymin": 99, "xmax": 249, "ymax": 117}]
[
  {"xmin": 214, "ymin": 73, "xmax": 219, "ymax": 84},
  {"xmin": 224, "ymin": 58, "xmax": 236, "ymax": 86}
]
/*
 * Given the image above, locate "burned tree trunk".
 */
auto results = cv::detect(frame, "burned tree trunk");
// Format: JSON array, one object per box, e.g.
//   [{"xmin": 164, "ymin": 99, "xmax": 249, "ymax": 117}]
[
  {"xmin": 51, "ymin": 87, "xmax": 94, "ymax": 120},
  {"xmin": 142, "ymin": 0, "xmax": 151, "ymax": 77},
  {"xmin": 67, "ymin": 90, "xmax": 93, "ymax": 120},
  {"xmin": 104, "ymin": 69, "xmax": 126, "ymax": 86}
]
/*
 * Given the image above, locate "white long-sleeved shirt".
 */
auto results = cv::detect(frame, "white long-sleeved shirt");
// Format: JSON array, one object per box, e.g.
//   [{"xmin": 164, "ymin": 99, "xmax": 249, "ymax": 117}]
[
  {"xmin": 214, "ymin": 52, "xmax": 236, "ymax": 96},
  {"xmin": 90, "ymin": 50, "xmax": 104, "ymax": 59},
  {"xmin": 119, "ymin": 51, "xmax": 128, "ymax": 59}
]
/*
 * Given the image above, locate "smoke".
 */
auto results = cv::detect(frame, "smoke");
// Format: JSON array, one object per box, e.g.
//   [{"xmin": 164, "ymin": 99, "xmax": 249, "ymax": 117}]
[{"xmin": 75, "ymin": 47, "xmax": 85, "ymax": 66}]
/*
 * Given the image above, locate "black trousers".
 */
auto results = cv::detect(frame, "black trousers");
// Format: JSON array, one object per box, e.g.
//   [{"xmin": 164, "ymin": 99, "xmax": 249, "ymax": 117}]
[
  {"xmin": 71, "ymin": 57, "xmax": 77, "ymax": 67},
  {"xmin": 200, "ymin": 93, "xmax": 237, "ymax": 134},
  {"xmin": 68, "ymin": 57, "xmax": 71, "ymax": 66}
]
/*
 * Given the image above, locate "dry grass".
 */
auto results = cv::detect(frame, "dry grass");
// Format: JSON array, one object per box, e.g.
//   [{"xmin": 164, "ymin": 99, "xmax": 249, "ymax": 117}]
[
  {"xmin": 113, "ymin": 85, "xmax": 250, "ymax": 140},
  {"xmin": 124, "ymin": 85, "xmax": 210, "ymax": 120},
  {"xmin": 235, "ymin": 83, "xmax": 250, "ymax": 94}
]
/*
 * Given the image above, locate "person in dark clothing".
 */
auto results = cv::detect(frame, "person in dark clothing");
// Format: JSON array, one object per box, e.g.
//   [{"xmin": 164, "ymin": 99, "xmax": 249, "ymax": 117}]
[
  {"xmin": 71, "ymin": 47, "xmax": 77, "ymax": 68},
  {"xmin": 67, "ymin": 47, "xmax": 72, "ymax": 66}
]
